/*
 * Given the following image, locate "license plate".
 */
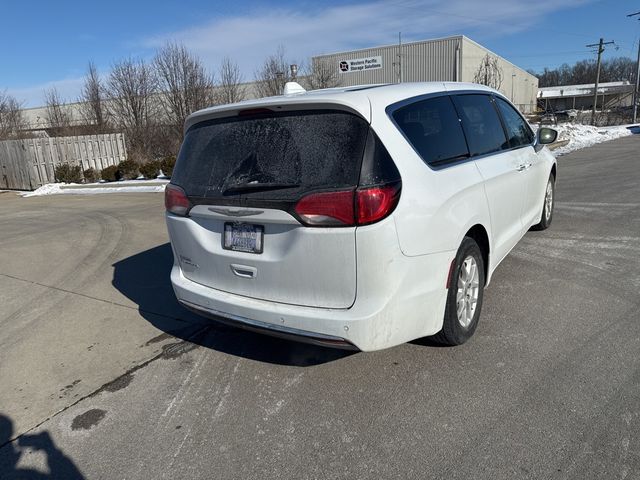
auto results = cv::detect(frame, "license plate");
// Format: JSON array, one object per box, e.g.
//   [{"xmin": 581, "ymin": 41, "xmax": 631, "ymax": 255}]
[{"xmin": 223, "ymin": 223, "xmax": 264, "ymax": 254}]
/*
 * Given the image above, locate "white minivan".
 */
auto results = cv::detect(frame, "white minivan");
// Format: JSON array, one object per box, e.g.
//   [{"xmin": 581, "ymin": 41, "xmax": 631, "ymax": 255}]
[{"xmin": 165, "ymin": 82, "xmax": 557, "ymax": 351}]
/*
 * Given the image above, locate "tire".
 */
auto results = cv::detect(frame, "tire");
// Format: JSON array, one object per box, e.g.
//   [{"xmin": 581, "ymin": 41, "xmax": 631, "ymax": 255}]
[
  {"xmin": 433, "ymin": 237, "xmax": 485, "ymax": 346},
  {"xmin": 531, "ymin": 174, "xmax": 555, "ymax": 231}
]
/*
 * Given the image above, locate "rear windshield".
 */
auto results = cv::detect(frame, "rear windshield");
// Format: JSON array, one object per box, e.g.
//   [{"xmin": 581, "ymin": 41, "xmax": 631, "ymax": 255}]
[{"xmin": 172, "ymin": 109, "xmax": 370, "ymax": 199}]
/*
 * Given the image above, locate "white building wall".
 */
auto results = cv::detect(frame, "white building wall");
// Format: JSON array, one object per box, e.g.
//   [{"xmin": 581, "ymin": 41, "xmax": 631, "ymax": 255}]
[{"xmin": 460, "ymin": 37, "xmax": 538, "ymax": 112}]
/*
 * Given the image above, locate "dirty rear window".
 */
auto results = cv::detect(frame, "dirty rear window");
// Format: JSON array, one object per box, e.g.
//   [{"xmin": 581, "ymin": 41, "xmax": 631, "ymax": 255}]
[{"xmin": 172, "ymin": 110, "xmax": 370, "ymax": 199}]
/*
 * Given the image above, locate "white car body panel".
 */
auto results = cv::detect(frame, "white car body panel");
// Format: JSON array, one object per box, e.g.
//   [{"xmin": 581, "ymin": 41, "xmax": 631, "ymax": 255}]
[
  {"xmin": 167, "ymin": 206, "xmax": 357, "ymax": 309},
  {"xmin": 370, "ymin": 107, "xmax": 491, "ymax": 258},
  {"xmin": 473, "ymin": 148, "xmax": 528, "ymax": 266}
]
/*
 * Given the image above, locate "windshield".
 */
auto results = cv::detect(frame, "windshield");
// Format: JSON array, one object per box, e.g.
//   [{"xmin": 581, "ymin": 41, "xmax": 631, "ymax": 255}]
[{"xmin": 171, "ymin": 109, "xmax": 370, "ymax": 199}]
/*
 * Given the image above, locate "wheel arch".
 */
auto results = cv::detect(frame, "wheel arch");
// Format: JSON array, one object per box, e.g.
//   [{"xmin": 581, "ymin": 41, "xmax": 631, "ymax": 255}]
[{"xmin": 464, "ymin": 224, "xmax": 490, "ymax": 286}]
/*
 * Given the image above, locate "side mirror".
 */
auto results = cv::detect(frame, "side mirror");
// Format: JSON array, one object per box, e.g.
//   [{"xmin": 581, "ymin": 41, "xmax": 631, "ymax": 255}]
[{"xmin": 535, "ymin": 127, "xmax": 558, "ymax": 152}]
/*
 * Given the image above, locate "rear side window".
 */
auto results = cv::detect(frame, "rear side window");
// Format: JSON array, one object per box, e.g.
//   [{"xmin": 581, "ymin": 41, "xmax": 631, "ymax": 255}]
[
  {"xmin": 172, "ymin": 110, "xmax": 370, "ymax": 199},
  {"xmin": 359, "ymin": 130, "xmax": 401, "ymax": 186},
  {"xmin": 451, "ymin": 94, "xmax": 509, "ymax": 156},
  {"xmin": 392, "ymin": 96, "xmax": 469, "ymax": 166},
  {"xmin": 494, "ymin": 97, "xmax": 534, "ymax": 148}
]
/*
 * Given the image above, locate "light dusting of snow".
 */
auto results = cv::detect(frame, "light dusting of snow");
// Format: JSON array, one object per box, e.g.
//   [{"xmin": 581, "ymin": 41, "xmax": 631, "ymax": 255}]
[{"xmin": 21, "ymin": 179, "xmax": 168, "ymax": 197}]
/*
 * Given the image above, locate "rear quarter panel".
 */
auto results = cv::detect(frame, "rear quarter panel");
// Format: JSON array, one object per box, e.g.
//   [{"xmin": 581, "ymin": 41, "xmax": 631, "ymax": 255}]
[{"xmin": 370, "ymin": 111, "xmax": 492, "ymax": 259}]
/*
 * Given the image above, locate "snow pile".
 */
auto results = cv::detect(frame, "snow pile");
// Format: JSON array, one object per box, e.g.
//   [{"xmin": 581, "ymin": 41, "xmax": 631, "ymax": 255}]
[
  {"xmin": 549, "ymin": 124, "xmax": 633, "ymax": 156},
  {"xmin": 22, "ymin": 183, "xmax": 64, "ymax": 196},
  {"xmin": 21, "ymin": 179, "xmax": 168, "ymax": 197}
]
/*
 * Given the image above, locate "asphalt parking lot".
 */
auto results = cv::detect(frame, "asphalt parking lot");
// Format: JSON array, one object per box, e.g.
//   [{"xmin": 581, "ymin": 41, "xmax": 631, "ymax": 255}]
[{"xmin": 1, "ymin": 134, "xmax": 639, "ymax": 479}]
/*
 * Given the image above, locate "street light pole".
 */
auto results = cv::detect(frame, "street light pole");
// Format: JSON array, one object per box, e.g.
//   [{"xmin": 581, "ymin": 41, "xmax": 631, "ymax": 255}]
[
  {"xmin": 511, "ymin": 72, "xmax": 516, "ymax": 102},
  {"xmin": 629, "ymin": 12, "xmax": 640, "ymax": 124}
]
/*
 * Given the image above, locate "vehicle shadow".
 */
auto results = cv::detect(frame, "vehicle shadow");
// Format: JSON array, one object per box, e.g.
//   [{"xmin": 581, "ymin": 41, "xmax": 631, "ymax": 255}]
[
  {"xmin": 409, "ymin": 337, "xmax": 451, "ymax": 348},
  {"xmin": 0, "ymin": 413, "xmax": 84, "ymax": 479},
  {"xmin": 111, "ymin": 243, "xmax": 354, "ymax": 367}
]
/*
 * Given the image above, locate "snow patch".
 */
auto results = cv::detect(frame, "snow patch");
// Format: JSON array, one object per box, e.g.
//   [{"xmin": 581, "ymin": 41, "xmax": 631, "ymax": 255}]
[
  {"xmin": 22, "ymin": 183, "xmax": 64, "ymax": 196},
  {"xmin": 21, "ymin": 179, "xmax": 168, "ymax": 197},
  {"xmin": 552, "ymin": 124, "xmax": 633, "ymax": 156},
  {"xmin": 533, "ymin": 123, "xmax": 633, "ymax": 156}
]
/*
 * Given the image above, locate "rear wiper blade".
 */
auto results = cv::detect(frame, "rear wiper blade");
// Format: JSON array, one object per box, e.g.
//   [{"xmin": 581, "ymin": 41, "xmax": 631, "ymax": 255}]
[{"xmin": 223, "ymin": 182, "xmax": 300, "ymax": 195}]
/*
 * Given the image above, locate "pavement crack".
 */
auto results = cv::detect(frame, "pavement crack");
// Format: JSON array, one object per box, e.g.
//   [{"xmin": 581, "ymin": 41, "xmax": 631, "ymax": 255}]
[
  {"xmin": 0, "ymin": 325, "xmax": 211, "ymax": 450},
  {"xmin": 0, "ymin": 271, "xmax": 192, "ymax": 324}
]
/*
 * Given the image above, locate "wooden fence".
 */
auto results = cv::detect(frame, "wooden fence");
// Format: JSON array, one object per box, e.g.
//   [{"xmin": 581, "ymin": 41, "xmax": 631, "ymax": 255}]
[{"xmin": 0, "ymin": 133, "xmax": 127, "ymax": 190}]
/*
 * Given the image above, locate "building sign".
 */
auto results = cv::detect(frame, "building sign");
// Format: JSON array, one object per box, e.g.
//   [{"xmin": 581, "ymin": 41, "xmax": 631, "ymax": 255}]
[{"xmin": 338, "ymin": 56, "xmax": 383, "ymax": 73}]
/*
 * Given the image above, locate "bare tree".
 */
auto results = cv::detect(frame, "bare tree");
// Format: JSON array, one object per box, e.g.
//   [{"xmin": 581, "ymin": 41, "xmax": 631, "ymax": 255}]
[
  {"xmin": 254, "ymin": 46, "xmax": 297, "ymax": 97},
  {"xmin": 107, "ymin": 57, "xmax": 159, "ymax": 160},
  {"xmin": 473, "ymin": 54, "xmax": 504, "ymax": 90},
  {"xmin": 154, "ymin": 42, "xmax": 216, "ymax": 140},
  {"xmin": 0, "ymin": 91, "xmax": 27, "ymax": 140},
  {"xmin": 531, "ymin": 56, "xmax": 636, "ymax": 87},
  {"xmin": 303, "ymin": 58, "xmax": 341, "ymax": 90},
  {"xmin": 44, "ymin": 87, "xmax": 72, "ymax": 134},
  {"xmin": 216, "ymin": 56, "xmax": 246, "ymax": 104},
  {"xmin": 78, "ymin": 61, "xmax": 109, "ymax": 133}
]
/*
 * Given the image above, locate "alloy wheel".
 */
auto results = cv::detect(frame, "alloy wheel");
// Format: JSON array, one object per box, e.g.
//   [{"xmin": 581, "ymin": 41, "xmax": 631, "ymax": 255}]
[
  {"xmin": 545, "ymin": 180, "xmax": 554, "ymax": 222},
  {"xmin": 456, "ymin": 256, "xmax": 480, "ymax": 328}
]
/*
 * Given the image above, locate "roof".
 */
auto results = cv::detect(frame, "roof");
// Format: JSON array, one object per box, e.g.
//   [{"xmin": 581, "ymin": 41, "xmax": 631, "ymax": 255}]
[
  {"xmin": 538, "ymin": 81, "xmax": 633, "ymax": 99},
  {"xmin": 312, "ymin": 35, "xmax": 464, "ymax": 59},
  {"xmin": 185, "ymin": 81, "xmax": 497, "ymax": 131}
]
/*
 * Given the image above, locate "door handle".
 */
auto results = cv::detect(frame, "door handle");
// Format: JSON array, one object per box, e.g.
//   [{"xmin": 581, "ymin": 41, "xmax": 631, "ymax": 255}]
[{"xmin": 230, "ymin": 264, "xmax": 257, "ymax": 279}]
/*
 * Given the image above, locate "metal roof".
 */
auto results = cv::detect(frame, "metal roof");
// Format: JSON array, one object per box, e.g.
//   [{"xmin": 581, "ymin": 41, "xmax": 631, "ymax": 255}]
[{"xmin": 538, "ymin": 81, "xmax": 633, "ymax": 99}]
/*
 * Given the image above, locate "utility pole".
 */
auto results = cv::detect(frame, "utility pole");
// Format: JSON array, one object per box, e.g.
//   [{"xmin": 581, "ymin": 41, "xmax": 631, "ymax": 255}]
[
  {"xmin": 629, "ymin": 12, "xmax": 640, "ymax": 124},
  {"xmin": 586, "ymin": 38, "xmax": 615, "ymax": 125}
]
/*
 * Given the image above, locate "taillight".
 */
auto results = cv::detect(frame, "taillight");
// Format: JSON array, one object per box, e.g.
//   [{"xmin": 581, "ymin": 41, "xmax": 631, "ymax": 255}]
[
  {"xmin": 294, "ymin": 190, "xmax": 355, "ymax": 226},
  {"xmin": 165, "ymin": 184, "xmax": 191, "ymax": 216},
  {"xmin": 294, "ymin": 183, "xmax": 400, "ymax": 227},
  {"xmin": 356, "ymin": 184, "xmax": 401, "ymax": 226}
]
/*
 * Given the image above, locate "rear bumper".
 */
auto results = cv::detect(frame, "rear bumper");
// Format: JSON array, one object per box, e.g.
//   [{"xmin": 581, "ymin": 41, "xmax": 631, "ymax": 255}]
[
  {"xmin": 170, "ymin": 244, "xmax": 453, "ymax": 351},
  {"xmin": 179, "ymin": 298, "xmax": 357, "ymax": 350}
]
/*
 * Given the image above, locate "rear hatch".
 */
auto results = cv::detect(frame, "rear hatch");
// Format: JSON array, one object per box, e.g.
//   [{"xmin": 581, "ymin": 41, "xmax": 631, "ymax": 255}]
[{"xmin": 167, "ymin": 107, "xmax": 371, "ymax": 309}]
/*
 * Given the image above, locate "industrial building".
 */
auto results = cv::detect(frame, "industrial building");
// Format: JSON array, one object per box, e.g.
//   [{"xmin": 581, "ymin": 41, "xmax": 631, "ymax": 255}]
[
  {"xmin": 313, "ymin": 35, "xmax": 539, "ymax": 112},
  {"xmin": 537, "ymin": 81, "xmax": 634, "ymax": 111}
]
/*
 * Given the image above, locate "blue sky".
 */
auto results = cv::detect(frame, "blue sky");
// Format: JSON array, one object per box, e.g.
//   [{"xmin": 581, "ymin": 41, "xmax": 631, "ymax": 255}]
[{"xmin": 2, "ymin": 0, "xmax": 639, "ymax": 107}]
